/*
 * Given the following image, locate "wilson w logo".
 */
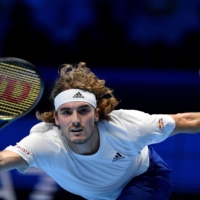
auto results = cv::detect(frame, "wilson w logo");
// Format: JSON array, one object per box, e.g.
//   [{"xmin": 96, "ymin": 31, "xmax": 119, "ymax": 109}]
[{"xmin": 0, "ymin": 75, "xmax": 31, "ymax": 104}]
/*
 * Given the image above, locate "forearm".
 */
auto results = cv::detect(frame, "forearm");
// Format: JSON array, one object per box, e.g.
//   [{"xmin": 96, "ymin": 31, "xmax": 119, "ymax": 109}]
[
  {"xmin": 0, "ymin": 150, "xmax": 28, "ymax": 172},
  {"xmin": 0, "ymin": 156, "xmax": 14, "ymax": 172},
  {"xmin": 170, "ymin": 113, "xmax": 200, "ymax": 136}
]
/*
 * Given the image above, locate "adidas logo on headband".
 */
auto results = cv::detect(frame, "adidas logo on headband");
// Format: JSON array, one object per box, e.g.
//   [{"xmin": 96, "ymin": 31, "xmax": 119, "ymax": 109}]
[{"xmin": 73, "ymin": 92, "xmax": 84, "ymax": 98}]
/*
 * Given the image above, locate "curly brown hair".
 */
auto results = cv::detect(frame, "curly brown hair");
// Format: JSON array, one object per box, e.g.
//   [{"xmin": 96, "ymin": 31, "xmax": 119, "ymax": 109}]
[{"xmin": 36, "ymin": 62, "xmax": 119, "ymax": 122}]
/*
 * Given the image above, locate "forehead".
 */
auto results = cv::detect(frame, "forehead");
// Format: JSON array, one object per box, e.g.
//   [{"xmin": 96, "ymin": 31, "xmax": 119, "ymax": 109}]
[{"xmin": 58, "ymin": 101, "xmax": 92, "ymax": 110}]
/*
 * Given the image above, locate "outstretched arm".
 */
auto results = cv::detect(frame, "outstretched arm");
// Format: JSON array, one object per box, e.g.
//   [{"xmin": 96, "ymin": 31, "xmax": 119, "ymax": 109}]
[
  {"xmin": 0, "ymin": 150, "xmax": 28, "ymax": 172},
  {"xmin": 170, "ymin": 113, "xmax": 200, "ymax": 136}
]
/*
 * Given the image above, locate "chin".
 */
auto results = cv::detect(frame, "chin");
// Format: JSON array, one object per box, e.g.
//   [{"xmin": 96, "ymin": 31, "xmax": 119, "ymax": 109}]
[{"xmin": 71, "ymin": 137, "xmax": 87, "ymax": 144}]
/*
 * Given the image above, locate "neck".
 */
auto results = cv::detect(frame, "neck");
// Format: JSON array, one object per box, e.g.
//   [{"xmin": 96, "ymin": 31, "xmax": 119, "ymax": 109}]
[{"xmin": 68, "ymin": 124, "xmax": 100, "ymax": 155}]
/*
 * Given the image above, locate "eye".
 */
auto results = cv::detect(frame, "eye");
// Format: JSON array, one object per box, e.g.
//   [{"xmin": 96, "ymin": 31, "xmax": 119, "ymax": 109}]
[
  {"xmin": 78, "ymin": 107, "xmax": 90, "ymax": 115},
  {"xmin": 61, "ymin": 110, "xmax": 72, "ymax": 115}
]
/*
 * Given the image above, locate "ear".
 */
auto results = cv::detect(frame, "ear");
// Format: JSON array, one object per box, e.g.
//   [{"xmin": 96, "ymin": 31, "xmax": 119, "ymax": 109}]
[
  {"xmin": 54, "ymin": 111, "xmax": 60, "ymax": 126},
  {"xmin": 95, "ymin": 108, "xmax": 100, "ymax": 122}
]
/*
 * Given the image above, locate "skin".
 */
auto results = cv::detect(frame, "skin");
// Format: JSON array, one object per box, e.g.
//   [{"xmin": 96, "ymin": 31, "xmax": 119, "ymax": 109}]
[
  {"xmin": 0, "ymin": 150, "xmax": 28, "ymax": 172},
  {"xmin": 170, "ymin": 113, "xmax": 200, "ymax": 136},
  {"xmin": 54, "ymin": 101, "xmax": 100, "ymax": 155}
]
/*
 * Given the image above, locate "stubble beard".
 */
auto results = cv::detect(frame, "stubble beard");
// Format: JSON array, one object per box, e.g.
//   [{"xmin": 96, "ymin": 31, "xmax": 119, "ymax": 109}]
[{"xmin": 68, "ymin": 125, "xmax": 96, "ymax": 145}]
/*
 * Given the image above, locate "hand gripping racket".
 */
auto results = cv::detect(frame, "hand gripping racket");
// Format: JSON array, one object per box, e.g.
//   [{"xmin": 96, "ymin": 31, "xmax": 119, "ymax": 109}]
[{"xmin": 0, "ymin": 57, "xmax": 44, "ymax": 130}]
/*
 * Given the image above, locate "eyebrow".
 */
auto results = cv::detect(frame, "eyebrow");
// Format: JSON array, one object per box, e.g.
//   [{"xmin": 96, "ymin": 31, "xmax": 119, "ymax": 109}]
[{"xmin": 59, "ymin": 104, "xmax": 91, "ymax": 111}]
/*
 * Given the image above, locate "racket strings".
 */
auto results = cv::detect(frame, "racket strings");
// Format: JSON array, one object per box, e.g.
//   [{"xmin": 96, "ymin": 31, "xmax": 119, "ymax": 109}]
[
  {"xmin": 0, "ymin": 62, "xmax": 42, "ymax": 119},
  {"xmin": 0, "ymin": 63, "xmax": 40, "ymax": 82}
]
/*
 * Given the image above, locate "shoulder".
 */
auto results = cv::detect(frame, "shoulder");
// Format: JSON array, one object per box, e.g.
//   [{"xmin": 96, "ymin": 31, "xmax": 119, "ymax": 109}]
[
  {"xmin": 110, "ymin": 109, "xmax": 149, "ymax": 117},
  {"xmin": 15, "ymin": 123, "xmax": 62, "ymax": 162},
  {"xmin": 108, "ymin": 109, "xmax": 150, "ymax": 124},
  {"xmin": 30, "ymin": 122, "xmax": 54, "ymax": 135},
  {"xmin": 100, "ymin": 109, "xmax": 143, "ymax": 131},
  {"xmin": 28, "ymin": 122, "xmax": 61, "ymax": 144},
  {"xmin": 30, "ymin": 122, "xmax": 54, "ymax": 134},
  {"xmin": 105, "ymin": 109, "xmax": 175, "ymax": 145},
  {"xmin": 107, "ymin": 109, "xmax": 175, "ymax": 135},
  {"xmin": 109, "ymin": 109, "xmax": 174, "ymax": 124}
]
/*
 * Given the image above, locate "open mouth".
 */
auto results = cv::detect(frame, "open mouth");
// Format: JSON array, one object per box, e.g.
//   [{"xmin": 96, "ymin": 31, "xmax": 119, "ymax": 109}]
[{"xmin": 71, "ymin": 129, "xmax": 83, "ymax": 133}]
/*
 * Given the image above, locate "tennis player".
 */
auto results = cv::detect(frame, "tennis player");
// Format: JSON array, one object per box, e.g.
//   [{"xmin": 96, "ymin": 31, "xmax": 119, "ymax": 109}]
[{"xmin": 1, "ymin": 62, "xmax": 200, "ymax": 200}]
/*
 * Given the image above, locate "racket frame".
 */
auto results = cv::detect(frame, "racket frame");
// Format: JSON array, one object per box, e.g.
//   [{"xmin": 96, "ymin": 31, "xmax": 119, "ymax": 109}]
[{"xmin": 0, "ymin": 57, "xmax": 44, "ymax": 129}]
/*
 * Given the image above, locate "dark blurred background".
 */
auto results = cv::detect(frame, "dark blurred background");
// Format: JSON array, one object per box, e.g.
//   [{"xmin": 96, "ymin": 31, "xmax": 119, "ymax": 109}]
[{"xmin": 0, "ymin": 0, "xmax": 200, "ymax": 199}]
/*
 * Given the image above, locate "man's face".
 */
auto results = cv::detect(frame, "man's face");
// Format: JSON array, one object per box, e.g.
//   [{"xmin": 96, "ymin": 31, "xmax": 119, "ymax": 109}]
[{"xmin": 54, "ymin": 101, "xmax": 99, "ymax": 146}]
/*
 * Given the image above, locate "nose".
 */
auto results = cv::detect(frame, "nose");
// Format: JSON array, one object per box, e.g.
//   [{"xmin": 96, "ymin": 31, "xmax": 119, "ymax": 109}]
[
  {"xmin": 71, "ymin": 111, "xmax": 80, "ymax": 127},
  {"xmin": 73, "ymin": 121, "xmax": 80, "ymax": 127}
]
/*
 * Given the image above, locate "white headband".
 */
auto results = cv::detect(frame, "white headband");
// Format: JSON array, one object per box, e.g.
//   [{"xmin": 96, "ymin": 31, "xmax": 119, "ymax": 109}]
[{"xmin": 54, "ymin": 89, "xmax": 96, "ymax": 110}]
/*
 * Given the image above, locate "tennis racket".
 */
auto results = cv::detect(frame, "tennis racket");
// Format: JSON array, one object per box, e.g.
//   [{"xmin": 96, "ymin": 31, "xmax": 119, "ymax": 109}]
[{"xmin": 0, "ymin": 57, "xmax": 44, "ymax": 130}]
